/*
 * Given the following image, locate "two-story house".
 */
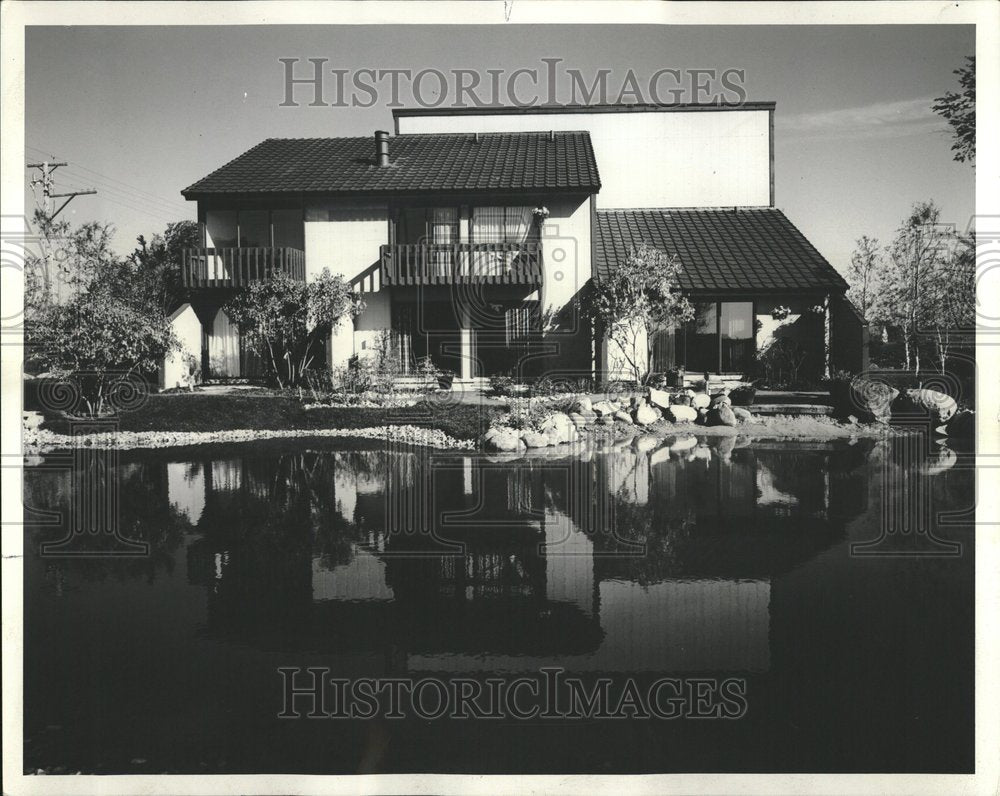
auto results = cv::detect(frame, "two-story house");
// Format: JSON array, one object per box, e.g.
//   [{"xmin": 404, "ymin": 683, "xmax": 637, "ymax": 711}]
[{"xmin": 166, "ymin": 102, "xmax": 865, "ymax": 389}]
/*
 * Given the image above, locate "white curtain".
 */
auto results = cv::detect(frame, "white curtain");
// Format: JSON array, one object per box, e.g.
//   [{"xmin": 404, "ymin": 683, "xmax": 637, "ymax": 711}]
[
  {"xmin": 472, "ymin": 206, "xmax": 531, "ymax": 275},
  {"xmin": 472, "ymin": 206, "xmax": 505, "ymax": 242},
  {"xmin": 505, "ymin": 206, "xmax": 532, "ymax": 244},
  {"xmin": 208, "ymin": 308, "xmax": 241, "ymax": 378}
]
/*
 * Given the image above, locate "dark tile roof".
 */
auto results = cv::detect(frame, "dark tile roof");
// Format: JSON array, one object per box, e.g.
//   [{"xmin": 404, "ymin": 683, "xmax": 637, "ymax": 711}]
[
  {"xmin": 594, "ymin": 208, "xmax": 847, "ymax": 293},
  {"xmin": 182, "ymin": 132, "xmax": 600, "ymax": 197}
]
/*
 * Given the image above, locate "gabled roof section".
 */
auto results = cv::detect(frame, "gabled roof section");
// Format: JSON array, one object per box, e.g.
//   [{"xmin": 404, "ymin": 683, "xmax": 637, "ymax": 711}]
[
  {"xmin": 182, "ymin": 132, "xmax": 601, "ymax": 197},
  {"xmin": 594, "ymin": 208, "xmax": 848, "ymax": 294}
]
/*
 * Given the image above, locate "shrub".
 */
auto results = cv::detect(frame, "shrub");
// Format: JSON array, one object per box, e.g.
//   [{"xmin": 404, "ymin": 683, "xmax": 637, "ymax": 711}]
[
  {"xmin": 28, "ymin": 289, "xmax": 176, "ymax": 416},
  {"xmin": 754, "ymin": 338, "xmax": 811, "ymax": 388},
  {"xmin": 225, "ymin": 269, "xmax": 362, "ymax": 388},
  {"xmin": 729, "ymin": 385, "xmax": 756, "ymax": 406},
  {"xmin": 488, "ymin": 374, "xmax": 516, "ymax": 397},
  {"xmin": 828, "ymin": 373, "xmax": 898, "ymax": 422},
  {"xmin": 502, "ymin": 400, "xmax": 548, "ymax": 431}
]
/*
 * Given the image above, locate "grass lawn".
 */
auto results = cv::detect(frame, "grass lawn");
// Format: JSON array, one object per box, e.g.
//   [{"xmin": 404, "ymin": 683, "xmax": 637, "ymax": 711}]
[{"xmin": 37, "ymin": 392, "xmax": 504, "ymax": 442}]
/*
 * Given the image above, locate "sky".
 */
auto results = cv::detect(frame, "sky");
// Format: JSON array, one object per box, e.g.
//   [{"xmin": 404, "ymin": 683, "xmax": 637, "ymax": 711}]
[{"xmin": 24, "ymin": 24, "xmax": 975, "ymax": 275}]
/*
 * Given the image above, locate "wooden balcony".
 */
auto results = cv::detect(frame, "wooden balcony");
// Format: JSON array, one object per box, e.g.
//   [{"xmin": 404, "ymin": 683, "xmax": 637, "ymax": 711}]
[
  {"xmin": 182, "ymin": 247, "xmax": 306, "ymax": 288},
  {"xmin": 380, "ymin": 242, "xmax": 542, "ymax": 286}
]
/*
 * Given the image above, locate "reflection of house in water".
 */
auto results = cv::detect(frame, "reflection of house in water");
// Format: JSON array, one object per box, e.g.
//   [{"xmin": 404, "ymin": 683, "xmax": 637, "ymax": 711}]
[
  {"xmin": 180, "ymin": 440, "xmax": 870, "ymax": 675},
  {"xmin": 167, "ymin": 462, "xmax": 205, "ymax": 525}
]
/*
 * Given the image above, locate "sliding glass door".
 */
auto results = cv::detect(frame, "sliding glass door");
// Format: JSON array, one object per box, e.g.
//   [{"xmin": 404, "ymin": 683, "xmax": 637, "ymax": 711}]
[
  {"xmin": 720, "ymin": 302, "xmax": 754, "ymax": 373},
  {"xmin": 680, "ymin": 300, "xmax": 756, "ymax": 374}
]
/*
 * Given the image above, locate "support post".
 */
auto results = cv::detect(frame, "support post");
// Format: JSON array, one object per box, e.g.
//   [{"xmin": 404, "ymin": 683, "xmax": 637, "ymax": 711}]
[
  {"xmin": 460, "ymin": 308, "xmax": 473, "ymax": 381},
  {"xmin": 824, "ymin": 294, "xmax": 832, "ymax": 379}
]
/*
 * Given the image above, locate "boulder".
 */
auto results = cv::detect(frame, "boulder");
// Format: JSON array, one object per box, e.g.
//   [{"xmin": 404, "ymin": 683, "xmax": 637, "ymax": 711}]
[
  {"xmin": 832, "ymin": 377, "xmax": 898, "ymax": 423},
  {"xmin": 540, "ymin": 413, "xmax": 578, "ymax": 445},
  {"xmin": 592, "ymin": 400, "xmax": 617, "ymax": 417},
  {"xmin": 634, "ymin": 402, "xmax": 660, "ymax": 426},
  {"xmin": 613, "ymin": 410, "xmax": 634, "ymax": 424},
  {"xmin": 483, "ymin": 427, "xmax": 525, "ymax": 452},
  {"xmin": 708, "ymin": 404, "xmax": 738, "ymax": 427},
  {"xmin": 731, "ymin": 406, "xmax": 753, "ymax": 424},
  {"xmin": 943, "ymin": 409, "xmax": 974, "ymax": 439},
  {"xmin": 542, "ymin": 411, "xmax": 572, "ymax": 429},
  {"xmin": 23, "ymin": 410, "xmax": 44, "ymax": 431},
  {"xmin": 711, "ymin": 390, "xmax": 732, "ymax": 407},
  {"xmin": 648, "ymin": 387, "xmax": 673, "ymax": 410},
  {"xmin": 696, "ymin": 408, "xmax": 709, "ymax": 425},
  {"xmin": 691, "ymin": 392, "xmax": 711, "ymax": 410},
  {"xmin": 714, "ymin": 435, "xmax": 737, "ymax": 461},
  {"xmin": 668, "ymin": 435, "xmax": 697, "ymax": 453},
  {"xmin": 597, "ymin": 414, "xmax": 615, "ymax": 426},
  {"xmin": 574, "ymin": 397, "xmax": 593, "ymax": 413},
  {"xmin": 520, "ymin": 430, "xmax": 549, "ymax": 448},
  {"xmin": 921, "ymin": 446, "xmax": 958, "ymax": 476},
  {"xmin": 634, "ymin": 434, "xmax": 661, "ymax": 453},
  {"xmin": 901, "ymin": 388, "xmax": 959, "ymax": 424},
  {"xmin": 666, "ymin": 404, "xmax": 698, "ymax": 423},
  {"xmin": 545, "ymin": 425, "xmax": 575, "ymax": 446}
]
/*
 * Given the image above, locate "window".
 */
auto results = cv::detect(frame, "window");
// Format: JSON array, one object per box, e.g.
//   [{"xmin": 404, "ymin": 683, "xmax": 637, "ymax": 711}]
[
  {"xmin": 471, "ymin": 206, "xmax": 533, "ymax": 244},
  {"xmin": 427, "ymin": 207, "xmax": 459, "ymax": 244},
  {"xmin": 679, "ymin": 301, "xmax": 756, "ymax": 374},
  {"xmin": 204, "ymin": 209, "xmax": 304, "ymax": 250},
  {"xmin": 271, "ymin": 209, "xmax": 304, "ymax": 249},
  {"xmin": 685, "ymin": 301, "xmax": 718, "ymax": 372},
  {"xmin": 720, "ymin": 302, "xmax": 754, "ymax": 373},
  {"xmin": 427, "ymin": 208, "xmax": 459, "ymax": 276},
  {"xmin": 505, "ymin": 302, "xmax": 540, "ymax": 346},
  {"xmin": 205, "ymin": 210, "xmax": 237, "ymax": 249},
  {"xmin": 238, "ymin": 210, "xmax": 269, "ymax": 248}
]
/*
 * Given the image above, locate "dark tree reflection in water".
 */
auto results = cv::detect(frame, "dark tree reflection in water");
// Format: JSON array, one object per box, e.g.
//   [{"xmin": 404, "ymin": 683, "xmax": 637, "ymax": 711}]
[{"xmin": 23, "ymin": 435, "xmax": 974, "ymax": 774}]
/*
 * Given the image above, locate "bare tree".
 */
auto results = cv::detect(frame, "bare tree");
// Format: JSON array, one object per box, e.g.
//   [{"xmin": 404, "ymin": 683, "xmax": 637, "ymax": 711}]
[
  {"xmin": 846, "ymin": 235, "xmax": 884, "ymax": 323},
  {"xmin": 586, "ymin": 242, "xmax": 693, "ymax": 384}
]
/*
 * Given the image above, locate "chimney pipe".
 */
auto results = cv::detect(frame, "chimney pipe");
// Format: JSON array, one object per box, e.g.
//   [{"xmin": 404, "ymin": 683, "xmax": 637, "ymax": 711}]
[{"xmin": 374, "ymin": 130, "xmax": 390, "ymax": 167}]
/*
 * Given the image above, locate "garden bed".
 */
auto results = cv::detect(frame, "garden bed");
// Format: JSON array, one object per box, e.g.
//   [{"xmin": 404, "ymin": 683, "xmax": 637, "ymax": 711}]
[{"xmin": 32, "ymin": 392, "xmax": 503, "ymax": 444}]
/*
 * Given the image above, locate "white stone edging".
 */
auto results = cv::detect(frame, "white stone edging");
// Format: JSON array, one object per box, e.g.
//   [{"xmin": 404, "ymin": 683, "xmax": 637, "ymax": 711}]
[{"xmin": 23, "ymin": 425, "xmax": 475, "ymax": 453}]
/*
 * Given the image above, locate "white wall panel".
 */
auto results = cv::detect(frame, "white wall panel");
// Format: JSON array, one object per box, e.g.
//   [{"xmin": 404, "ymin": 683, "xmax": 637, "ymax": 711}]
[{"xmin": 397, "ymin": 109, "xmax": 771, "ymax": 209}]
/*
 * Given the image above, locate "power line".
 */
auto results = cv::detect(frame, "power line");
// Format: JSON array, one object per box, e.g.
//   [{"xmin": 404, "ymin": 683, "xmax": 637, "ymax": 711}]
[
  {"xmin": 57, "ymin": 174, "xmax": 192, "ymax": 220},
  {"xmin": 27, "ymin": 145, "xmax": 190, "ymax": 216}
]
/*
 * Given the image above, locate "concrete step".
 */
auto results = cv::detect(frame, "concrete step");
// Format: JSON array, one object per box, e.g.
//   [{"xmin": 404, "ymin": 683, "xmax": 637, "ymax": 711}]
[{"xmin": 750, "ymin": 403, "xmax": 835, "ymax": 416}]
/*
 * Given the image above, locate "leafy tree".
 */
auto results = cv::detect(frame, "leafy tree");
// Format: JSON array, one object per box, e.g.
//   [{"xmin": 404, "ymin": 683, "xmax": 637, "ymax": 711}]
[
  {"xmin": 882, "ymin": 202, "xmax": 948, "ymax": 374},
  {"xmin": 129, "ymin": 220, "xmax": 199, "ymax": 314},
  {"xmin": 28, "ymin": 282, "xmax": 177, "ymax": 415},
  {"xmin": 861, "ymin": 201, "xmax": 973, "ymax": 375},
  {"xmin": 933, "ymin": 56, "xmax": 975, "ymax": 164},
  {"xmin": 25, "ymin": 212, "xmax": 120, "ymax": 311},
  {"xmin": 922, "ymin": 231, "xmax": 975, "ymax": 375},
  {"xmin": 224, "ymin": 269, "xmax": 362, "ymax": 388},
  {"xmin": 25, "ymin": 218, "xmax": 197, "ymax": 414},
  {"xmin": 586, "ymin": 242, "xmax": 693, "ymax": 383}
]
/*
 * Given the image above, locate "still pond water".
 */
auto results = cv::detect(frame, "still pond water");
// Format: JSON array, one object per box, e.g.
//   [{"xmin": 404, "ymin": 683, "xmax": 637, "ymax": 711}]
[{"xmin": 24, "ymin": 434, "xmax": 974, "ymax": 774}]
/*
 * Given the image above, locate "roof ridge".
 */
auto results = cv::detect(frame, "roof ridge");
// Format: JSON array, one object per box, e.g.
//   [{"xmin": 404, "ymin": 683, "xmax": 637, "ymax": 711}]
[
  {"xmin": 596, "ymin": 206, "xmax": 777, "ymax": 214},
  {"xmin": 256, "ymin": 131, "xmax": 593, "ymax": 142}
]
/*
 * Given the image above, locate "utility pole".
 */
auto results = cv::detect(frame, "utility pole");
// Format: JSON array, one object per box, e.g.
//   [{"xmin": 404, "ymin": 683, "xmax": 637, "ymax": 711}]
[
  {"xmin": 26, "ymin": 161, "xmax": 97, "ymax": 303},
  {"xmin": 27, "ymin": 161, "xmax": 96, "ymax": 221}
]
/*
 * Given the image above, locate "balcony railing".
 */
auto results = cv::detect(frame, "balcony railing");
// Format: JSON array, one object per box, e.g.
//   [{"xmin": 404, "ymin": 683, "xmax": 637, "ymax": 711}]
[
  {"xmin": 182, "ymin": 247, "xmax": 306, "ymax": 288},
  {"xmin": 380, "ymin": 242, "xmax": 542, "ymax": 286}
]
